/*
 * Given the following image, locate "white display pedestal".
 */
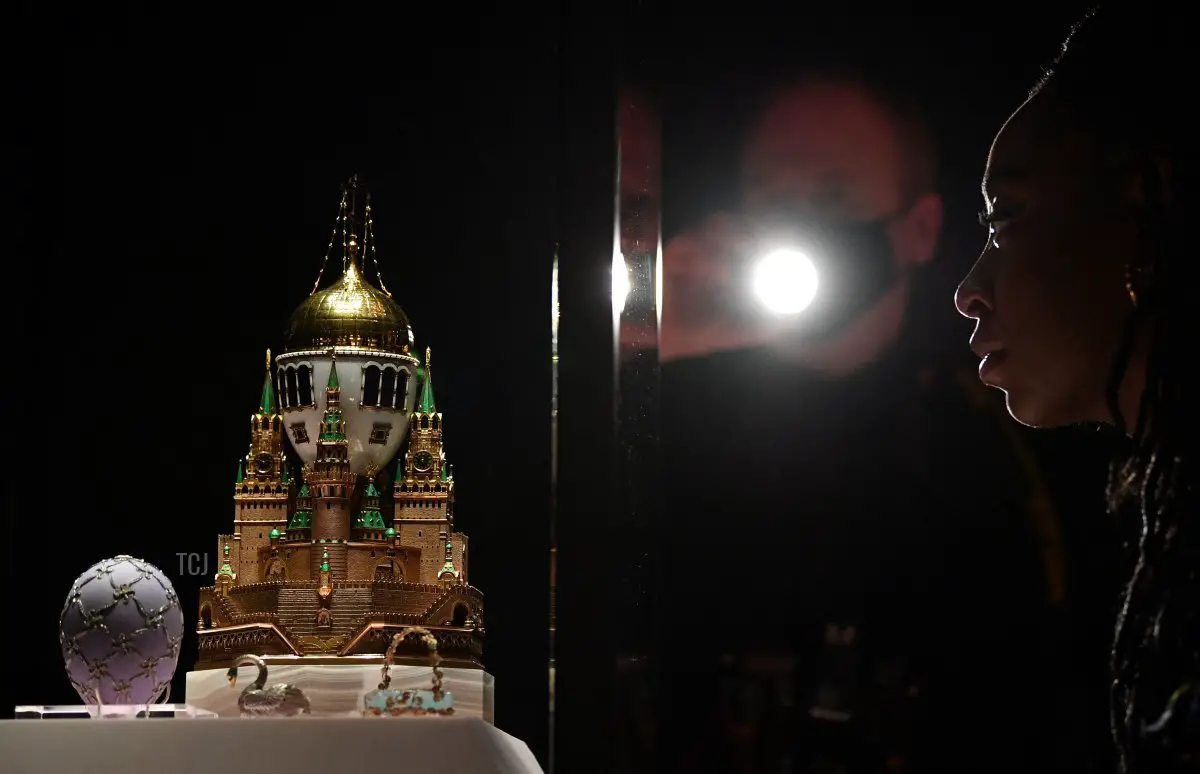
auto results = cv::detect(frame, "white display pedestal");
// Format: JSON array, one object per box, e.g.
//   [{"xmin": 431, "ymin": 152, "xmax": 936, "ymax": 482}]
[
  {"xmin": 15, "ymin": 703, "xmax": 216, "ymax": 719},
  {"xmin": 186, "ymin": 658, "xmax": 494, "ymax": 721},
  {"xmin": 0, "ymin": 716, "xmax": 542, "ymax": 774}
]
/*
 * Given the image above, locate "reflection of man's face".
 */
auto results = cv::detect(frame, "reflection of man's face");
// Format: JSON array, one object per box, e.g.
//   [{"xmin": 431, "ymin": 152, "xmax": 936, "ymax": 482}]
[{"xmin": 741, "ymin": 83, "xmax": 905, "ymax": 223}]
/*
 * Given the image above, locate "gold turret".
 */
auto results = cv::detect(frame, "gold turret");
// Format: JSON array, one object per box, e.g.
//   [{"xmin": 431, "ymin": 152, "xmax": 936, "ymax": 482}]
[
  {"xmin": 394, "ymin": 348, "xmax": 467, "ymax": 585},
  {"xmin": 215, "ymin": 544, "xmax": 236, "ymax": 597},
  {"xmin": 231, "ymin": 351, "xmax": 289, "ymax": 583}
]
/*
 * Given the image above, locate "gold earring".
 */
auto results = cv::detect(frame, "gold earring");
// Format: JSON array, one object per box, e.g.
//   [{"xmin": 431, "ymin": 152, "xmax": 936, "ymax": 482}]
[{"xmin": 1124, "ymin": 263, "xmax": 1140, "ymax": 309}]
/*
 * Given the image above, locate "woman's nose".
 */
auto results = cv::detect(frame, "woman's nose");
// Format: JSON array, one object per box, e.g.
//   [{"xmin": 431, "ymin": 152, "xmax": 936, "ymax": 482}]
[{"xmin": 955, "ymin": 264, "xmax": 993, "ymax": 319}]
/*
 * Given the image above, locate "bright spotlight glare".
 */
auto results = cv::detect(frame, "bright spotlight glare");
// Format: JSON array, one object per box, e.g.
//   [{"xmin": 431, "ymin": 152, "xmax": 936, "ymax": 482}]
[
  {"xmin": 612, "ymin": 251, "xmax": 631, "ymax": 314},
  {"xmin": 752, "ymin": 248, "xmax": 818, "ymax": 315}
]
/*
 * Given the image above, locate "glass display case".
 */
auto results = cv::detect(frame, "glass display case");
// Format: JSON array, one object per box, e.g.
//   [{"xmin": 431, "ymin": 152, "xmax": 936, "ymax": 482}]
[{"xmin": 12, "ymin": 4, "xmax": 1122, "ymax": 774}]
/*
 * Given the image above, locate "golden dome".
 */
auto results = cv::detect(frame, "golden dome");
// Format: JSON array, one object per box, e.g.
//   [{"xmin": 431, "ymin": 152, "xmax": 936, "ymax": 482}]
[{"xmin": 284, "ymin": 259, "xmax": 412, "ymax": 354}]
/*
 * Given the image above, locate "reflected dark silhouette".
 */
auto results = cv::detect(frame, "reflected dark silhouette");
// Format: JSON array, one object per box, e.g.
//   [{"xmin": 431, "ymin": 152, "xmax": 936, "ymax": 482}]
[{"xmin": 660, "ymin": 70, "xmax": 1083, "ymax": 773}]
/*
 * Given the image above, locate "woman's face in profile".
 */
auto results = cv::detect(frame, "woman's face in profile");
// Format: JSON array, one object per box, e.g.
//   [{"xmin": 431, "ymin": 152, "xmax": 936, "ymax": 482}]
[{"xmin": 954, "ymin": 90, "xmax": 1146, "ymax": 429}]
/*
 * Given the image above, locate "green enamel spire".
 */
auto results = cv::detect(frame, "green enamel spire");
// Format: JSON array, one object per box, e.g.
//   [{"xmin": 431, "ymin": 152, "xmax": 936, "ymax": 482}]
[
  {"xmin": 355, "ymin": 510, "xmax": 386, "ymax": 529},
  {"xmin": 259, "ymin": 375, "xmax": 275, "ymax": 415},
  {"xmin": 319, "ymin": 358, "xmax": 345, "ymax": 440},
  {"xmin": 320, "ymin": 410, "xmax": 345, "ymax": 440},
  {"xmin": 320, "ymin": 551, "xmax": 330, "ymax": 573},
  {"xmin": 218, "ymin": 544, "xmax": 235, "ymax": 577},
  {"xmin": 281, "ymin": 464, "xmax": 290, "ymax": 485},
  {"xmin": 418, "ymin": 347, "xmax": 436, "ymax": 414},
  {"xmin": 235, "ymin": 460, "xmax": 244, "ymax": 484},
  {"xmin": 440, "ymin": 463, "xmax": 450, "ymax": 482},
  {"xmin": 356, "ymin": 482, "xmax": 385, "ymax": 528},
  {"xmin": 439, "ymin": 535, "xmax": 458, "ymax": 580},
  {"xmin": 258, "ymin": 349, "xmax": 276, "ymax": 414},
  {"xmin": 288, "ymin": 508, "xmax": 311, "ymax": 530},
  {"xmin": 289, "ymin": 484, "xmax": 313, "ymax": 529}
]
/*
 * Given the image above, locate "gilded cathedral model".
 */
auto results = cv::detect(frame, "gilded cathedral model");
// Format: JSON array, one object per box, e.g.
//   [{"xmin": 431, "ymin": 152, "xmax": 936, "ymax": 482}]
[{"xmin": 196, "ymin": 178, "xmax": 483, "ymax": 669}]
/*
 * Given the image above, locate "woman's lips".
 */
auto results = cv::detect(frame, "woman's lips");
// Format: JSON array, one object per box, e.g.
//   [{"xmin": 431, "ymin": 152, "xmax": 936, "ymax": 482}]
[{"xmin": 979, "ymin": 350, "xmax": 1007, "ymax": 384}]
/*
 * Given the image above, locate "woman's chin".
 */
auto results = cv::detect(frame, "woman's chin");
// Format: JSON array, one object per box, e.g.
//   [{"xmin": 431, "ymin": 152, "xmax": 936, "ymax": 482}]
[{"xmin": 1004, "ymin": 389, "xmax": 1081, "ymax": 429}]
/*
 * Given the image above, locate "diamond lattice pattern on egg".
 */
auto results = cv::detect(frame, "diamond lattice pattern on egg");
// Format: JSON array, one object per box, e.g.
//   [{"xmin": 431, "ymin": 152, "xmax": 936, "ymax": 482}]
[{"xmin": 58, "ymin": 556, "xmax": 184, "ymax": 706}]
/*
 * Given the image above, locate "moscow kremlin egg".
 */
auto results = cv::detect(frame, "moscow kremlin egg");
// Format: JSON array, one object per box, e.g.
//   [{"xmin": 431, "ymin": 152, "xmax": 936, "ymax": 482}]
[{"xmin": 59, "ymin": 556, "xmax": 184, "ymax": 706}]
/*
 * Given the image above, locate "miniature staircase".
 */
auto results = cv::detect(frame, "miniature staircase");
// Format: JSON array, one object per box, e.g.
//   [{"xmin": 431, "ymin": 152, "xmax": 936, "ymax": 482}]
[
  {"xmin": 215, "ymin": 595, "xmax": 241, "ymax": 626},
  {"xmin": 277, "ymin": 588, "xmax": 319, "ymax": 638},
  {"xmin": 329, "ymin": 588, "xmax": 373, "ymax": 640},
  {"xmin": 275, "ymin": 587, "xmax": 374, "ymax": 652}
]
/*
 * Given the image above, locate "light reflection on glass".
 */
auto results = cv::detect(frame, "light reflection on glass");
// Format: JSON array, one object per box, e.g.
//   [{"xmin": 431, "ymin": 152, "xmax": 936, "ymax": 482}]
[
  {"xmin": 613, "ymin": 250, "xmax": 631, "ymax": 316},
  {"xmin": 613, "ymin": 85, "xmax": 662, "ymax": 773},
  {"xmin": 548, "ymin": 249, "xmax": 559, "ymax": 773}
]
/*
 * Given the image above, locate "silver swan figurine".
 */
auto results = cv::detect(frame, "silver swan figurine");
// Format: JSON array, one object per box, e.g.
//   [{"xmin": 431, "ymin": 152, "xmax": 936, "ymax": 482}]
[{"xmin": 227, "ymin": 653, "xmax": 312, "ymax": 717}]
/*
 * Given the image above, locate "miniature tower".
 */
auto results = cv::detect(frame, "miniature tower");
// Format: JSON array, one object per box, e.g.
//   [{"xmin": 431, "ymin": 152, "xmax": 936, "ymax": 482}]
[
  {"xmin": 354, "ymin": 481, "xmax": 387, "ymax": 541},
  {"xmin": 288, "ymin": 483, "xmax": 313, "ymax": 538},
  {"xmin": 394, "ymin": 348, "xmax": 466, "ymax": 583},
  {"xmin": 264, "ymin": 528, "xmax": 286, "ymax": 580},
  {"xmin": 318, "ymin": 550, "xmax": 332, "ymax": 594},
  {"xmin": 215, "ymin": 544, "xmax": 236, "ymax": 597},
  {"xmin": 377, "ymin": 527, "xmax": 401, "ymax": 581},
  {"xmin": 233, "ymin": 349, "xmax": 290, "ymax": 583},
  {"xmin": 307, "ymin": 356, "xmax": 355, "ymax": 579},
  {"xmin": 438, "ymin": 514, "xmax": 460, "ymax": 587}
]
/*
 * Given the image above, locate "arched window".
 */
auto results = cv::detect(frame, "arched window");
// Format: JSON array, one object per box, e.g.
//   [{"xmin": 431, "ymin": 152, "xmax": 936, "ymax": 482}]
[
  {"xmin": 380, "ymin": 367, "xmax": 396, "ymax": 408},
  {"xmin": 285, "ymin": 367, "xmax": 299, "ymax": 407},
  {"xmin": 277, "ymin": 368, "xmax": 289, "ymax": 408},
  {"xmin": 363, "ymin": 365, "xmax": 381, "ymax": 406},
  {"xmin": 297, "ymin": 364, "xmax": 313, "ymax": 405},
  {"xmin": 398, "ymin": 369, "xmax": 410, "ymax": 408}
]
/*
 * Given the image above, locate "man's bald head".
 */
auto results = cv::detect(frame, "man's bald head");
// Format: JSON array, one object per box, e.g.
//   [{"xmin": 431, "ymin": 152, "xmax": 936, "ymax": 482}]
[{"xmin": 740, "ymin": 74, "xmax": 938, "ymax": 220}]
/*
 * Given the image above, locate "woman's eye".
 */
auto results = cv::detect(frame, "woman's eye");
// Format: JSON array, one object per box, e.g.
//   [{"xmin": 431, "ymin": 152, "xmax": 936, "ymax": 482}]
[
  {"xmin": 988, "ymin": 218, "xmax": 1011, "ymax": 248},
  {"xmin": 977, "ymin": 210, "xmax": 1014, "ymax": 249}
]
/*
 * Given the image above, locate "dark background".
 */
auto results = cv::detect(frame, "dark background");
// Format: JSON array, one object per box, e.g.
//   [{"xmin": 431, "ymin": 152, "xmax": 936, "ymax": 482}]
[{"xmin": 9, "ymin": 2, "xmax": 1122, "ymax": 770}]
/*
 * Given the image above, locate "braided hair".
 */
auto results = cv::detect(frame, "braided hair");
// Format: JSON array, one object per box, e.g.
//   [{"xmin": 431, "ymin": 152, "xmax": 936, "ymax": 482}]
[{"xmin": 1032, "ymin": 4, "xmax": 1197, "ymax": 770}]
